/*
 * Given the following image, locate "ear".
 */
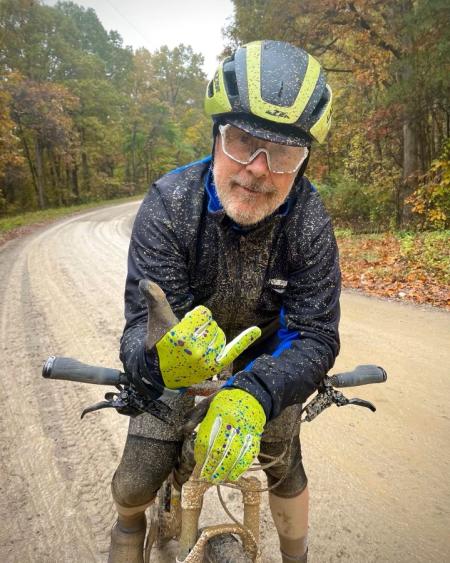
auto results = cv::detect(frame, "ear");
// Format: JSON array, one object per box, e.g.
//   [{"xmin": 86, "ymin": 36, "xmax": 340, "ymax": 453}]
[{"xmin": 139, "ymin": 279, "xmax": 179, "ymax": 350}]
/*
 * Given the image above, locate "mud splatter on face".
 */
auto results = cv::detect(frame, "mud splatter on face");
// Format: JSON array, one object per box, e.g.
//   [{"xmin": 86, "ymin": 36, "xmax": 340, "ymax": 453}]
[{"xmin": 213, "ymin": 137, "xmax": 296, "ymax": 226}]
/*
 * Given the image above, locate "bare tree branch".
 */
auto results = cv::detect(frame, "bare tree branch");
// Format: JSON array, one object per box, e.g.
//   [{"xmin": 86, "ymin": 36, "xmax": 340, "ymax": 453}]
[
  {"xmin": 347, "ymin": 2, "xmax": 402, "ymax": 59},
  {"xmin": 314, "ymin": 37, "xmax": 340, "ymax": 56},
  {"xmin": 324, "ymin": 67, "xmax": 354, "ymax": 73}
]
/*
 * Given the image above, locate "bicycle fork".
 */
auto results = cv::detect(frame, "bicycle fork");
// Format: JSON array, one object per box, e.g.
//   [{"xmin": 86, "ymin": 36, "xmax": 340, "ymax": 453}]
[{"xmin": 176, "ymin": 471, "xmax": 262, "ymax": 562}]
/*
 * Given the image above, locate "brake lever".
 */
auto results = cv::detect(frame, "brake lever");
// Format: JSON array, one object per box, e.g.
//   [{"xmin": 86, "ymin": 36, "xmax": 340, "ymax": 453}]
[
  {"xmin": 80, "ymin": 384, "xmax": 175, "ymax": 423},
  {"xmin": 301, "ymin": 381, "xmax": 377, "ymax": 422},
  {"xmin": 81, "ymin": 398, "xmax": 125, "ymax": 418},
  {"xmin": 346, "ymin": 397, "xmax": 376, "ymax": 412}
]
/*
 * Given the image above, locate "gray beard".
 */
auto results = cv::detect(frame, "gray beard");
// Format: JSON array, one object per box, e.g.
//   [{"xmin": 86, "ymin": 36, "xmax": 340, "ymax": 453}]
[{"xmin": 214, "ymin": 174, "xmax": 289, "ymax": 226}]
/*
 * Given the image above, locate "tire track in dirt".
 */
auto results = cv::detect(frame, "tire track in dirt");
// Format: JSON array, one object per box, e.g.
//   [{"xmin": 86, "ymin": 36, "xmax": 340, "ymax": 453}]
[
  {"xmin": 1, "ymin": 250, "xmax": 99, "ymax": 561},
  {"xmin": 1, "ymin": 202, "xmax": 449, "ymax": 563},
  {"xmin": 0, "ymin": 204, "xmax": 136, "ymax": 562},
  {"xmin": 23, "ymin": 208, "xmax": 135, "ymax": 558}
]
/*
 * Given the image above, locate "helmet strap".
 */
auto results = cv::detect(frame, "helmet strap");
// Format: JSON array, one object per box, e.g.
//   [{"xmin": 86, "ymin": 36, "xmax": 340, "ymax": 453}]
[{"xmin": 295, "ymin": 150, "xmax": 310, "ymax": 181}]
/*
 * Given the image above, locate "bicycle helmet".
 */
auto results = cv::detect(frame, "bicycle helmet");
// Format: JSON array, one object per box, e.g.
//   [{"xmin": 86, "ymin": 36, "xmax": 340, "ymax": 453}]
[{"xmin": 205, "ymin": 40, "xmax": 332, "ymax": 147}]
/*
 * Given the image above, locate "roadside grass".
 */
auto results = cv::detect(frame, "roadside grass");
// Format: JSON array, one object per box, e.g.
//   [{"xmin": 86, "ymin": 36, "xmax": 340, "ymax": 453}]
[
  {"xmin": 0, "ymin": 195, "xmax": 143, "ymax": 242},
  {"xmin": 336, "ymin": 230, "xmax": 450, "ymax": 309},
  {"xmin": 1, "ymin": 202, "xmax": 448, "ymax": 310}
]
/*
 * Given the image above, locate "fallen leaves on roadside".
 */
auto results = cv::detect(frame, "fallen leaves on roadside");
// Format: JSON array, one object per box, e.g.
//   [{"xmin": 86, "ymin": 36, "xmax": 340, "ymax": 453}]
[{"xmin": 337, "ymin": 233, "xmax": 450, "ymax": 310}]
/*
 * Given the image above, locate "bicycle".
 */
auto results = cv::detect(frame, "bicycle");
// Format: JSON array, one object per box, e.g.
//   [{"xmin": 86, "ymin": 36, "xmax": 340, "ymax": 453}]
[{"xmin": 42, "ymin": 281, "xmax": 387, "ymax": 562}]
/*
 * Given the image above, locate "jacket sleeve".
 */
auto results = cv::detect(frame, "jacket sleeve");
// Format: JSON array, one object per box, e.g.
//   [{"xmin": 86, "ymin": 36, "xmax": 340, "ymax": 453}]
[
  {"xmin": 119, "ymin": 185, "xmax": 194, "ymax": 379},
  {"xmin": 228, "ymin": 201, "xmax": 341, "ymax": 420}
]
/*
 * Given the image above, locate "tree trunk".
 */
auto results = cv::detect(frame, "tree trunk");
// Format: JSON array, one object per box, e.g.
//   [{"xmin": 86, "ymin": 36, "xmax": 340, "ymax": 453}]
[
  {"xmin": 65, "ymin": 164, "xmax": 70, "ymax": 197},
  {"xmin": 401, "ymin": 117, "xmax": 419, "ymax": 226},
  {"xmin": 399, "ymin": 0, "xmax": 419, "ymax": 227},
  {"xmin": 71, "ymin": 164, "xmax": 79, "ymax": 200},
  {"xmin": 17, "ymin": 120, "xmax": 40, "ymax": 209},
  {"xmin": 49, "ymin": 150, "xmax": 62, "ymax": 206},
  {"xmin": 81, "ymin": 152, "xmax": 90, "ymax": 193},
  {"xmin": 34, "ymin": 138, "xmax": 45, "ymax": 209},
  {"xmin": 131, "ymin": 122, "xmax": 137, "ymax": 184}
]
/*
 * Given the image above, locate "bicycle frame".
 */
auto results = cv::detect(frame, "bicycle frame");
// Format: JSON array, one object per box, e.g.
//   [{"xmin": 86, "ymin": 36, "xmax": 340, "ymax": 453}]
[
  {"xmin": 177, "ymin": 471, "xmax": 261, "ymax": 562},
  {"xmin": 42, "ymin": 280, "xmax": 387, "ymax": 562}
]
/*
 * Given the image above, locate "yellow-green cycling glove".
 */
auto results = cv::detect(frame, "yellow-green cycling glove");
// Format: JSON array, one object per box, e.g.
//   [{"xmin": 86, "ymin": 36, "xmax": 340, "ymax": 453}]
[
  {"xmin": 146, "ymin": 306, "xmax": 261, "ymax": 390},
  {"xmin": 194, "ymin": 389, "xmax": 266, "ymax": 483}
]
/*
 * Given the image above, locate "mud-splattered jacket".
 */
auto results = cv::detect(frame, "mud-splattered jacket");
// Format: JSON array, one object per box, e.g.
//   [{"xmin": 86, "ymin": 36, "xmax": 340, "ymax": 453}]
[{"xmin": 120, "ymin": 156, "xmax": 341, "ymax": 421}]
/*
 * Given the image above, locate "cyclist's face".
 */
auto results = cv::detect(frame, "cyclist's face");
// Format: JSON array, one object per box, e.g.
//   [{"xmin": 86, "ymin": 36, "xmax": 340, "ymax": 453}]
[{"xmin": 213, "ymin": 134, "xmax": 297, "ymax": 226}]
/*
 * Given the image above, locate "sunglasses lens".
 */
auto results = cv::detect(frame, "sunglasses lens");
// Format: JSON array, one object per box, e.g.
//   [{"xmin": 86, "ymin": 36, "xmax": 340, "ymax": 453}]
[{"xmin": 221, "ymin": 125, "xmax": 308, "ymax": 173}]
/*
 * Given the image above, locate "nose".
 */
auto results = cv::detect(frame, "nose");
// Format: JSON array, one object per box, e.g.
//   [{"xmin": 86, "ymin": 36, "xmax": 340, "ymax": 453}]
[{"xmin": 245, "ymin": 150, "xmax": 270, "ymax": 178}]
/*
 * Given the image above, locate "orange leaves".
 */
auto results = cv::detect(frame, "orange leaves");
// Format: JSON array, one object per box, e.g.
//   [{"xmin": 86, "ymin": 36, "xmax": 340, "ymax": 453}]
[
  {"xmin": 365, "ymin": 104, "xmax": 403, "ymax": 142},
  {"xmin": 406, "ymin": 140, "xmax": 450, "ymax": 230},
  {"xmin": 8, "ymin": 78, "xmax": 80, "ymax": 154},
  {"xmin": 337, "ymin": 232, "xmax": 450, "ymax": 310}
]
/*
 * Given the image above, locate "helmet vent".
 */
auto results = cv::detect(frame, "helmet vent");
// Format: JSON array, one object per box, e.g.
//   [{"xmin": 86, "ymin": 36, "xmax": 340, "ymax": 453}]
[
  {"xmin": 310, "ymin": 90, "xmax": 329, "ymax": 122},
  {"xmin": 223, "ymin": 60, "xmax": 239, "ymax": 97},
  {"xmin": 224, "ymin": 70, "xmax": 238, "ymax": 97},
  {"xmin": 207, "ymin": 79, "xmax": 214, "ymax": 98}
]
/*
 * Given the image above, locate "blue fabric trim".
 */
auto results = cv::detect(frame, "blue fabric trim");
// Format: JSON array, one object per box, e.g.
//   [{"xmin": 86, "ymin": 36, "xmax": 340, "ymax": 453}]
[
  {"xmin": 279, "ymin": 305, "xmax": 289, "ymax": 329},
  {"xmin": 205, "ymin": 167, "xmax": 222, "ymax": 213},
  {"xmin": 241, "ymin": 307, "xmax": 299, "ymax": 373},
  {"xmin": 272, "ymin": 326, "xmax": 299, "ymax": 358},
  {"xmin": 222, "ymin": 374, "xmax": 237, "ymax": 388},
  {"xmin": 222, "ymin": 297, "xmax": 300, "ymax": 394},
  {"xmin": 166, "ymin": 155, "xmax": 211, "ymax": 176},
  {"xmin": 270, "ymin": 306, "xmax": 300, "ymax": 358},
  {"xmin": 278, "ymin": 197, "xmax": 293, "ymax": 216},
  {"xmin": 230, "ymin": 322, "xmax": 298, "ymax": 381},
  {"xmin": 310, "ymin": 182, "xmax": 317, "ymax": 193}
]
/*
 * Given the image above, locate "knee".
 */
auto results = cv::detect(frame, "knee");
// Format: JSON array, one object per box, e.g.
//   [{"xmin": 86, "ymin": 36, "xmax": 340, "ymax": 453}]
[
  {"xmin": 111, "ymin": 465, "xmax": 158, "ymax": 507},
  {"xmin": 267, "ymin": 462, "xmax": 308, "ymax": 498},
  {"xmin": 260, "ymin": 437, "xmax": 308, "ymax": 498},
  {"xmin": 111, "ymin": 435, "xmax": 180, "ymax": 507}
]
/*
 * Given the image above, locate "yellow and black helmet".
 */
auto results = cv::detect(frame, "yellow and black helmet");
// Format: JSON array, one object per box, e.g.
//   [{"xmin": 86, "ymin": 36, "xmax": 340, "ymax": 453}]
[{"xmin": 205, "ymin": 40, "xmax": 332, "ymax": 147}]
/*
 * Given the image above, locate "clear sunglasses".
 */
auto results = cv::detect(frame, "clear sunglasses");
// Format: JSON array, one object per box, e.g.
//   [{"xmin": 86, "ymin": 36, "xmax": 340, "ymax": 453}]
[{"xmin": 219, "ymin": 124, "xmax": 309, "ymax": 174}]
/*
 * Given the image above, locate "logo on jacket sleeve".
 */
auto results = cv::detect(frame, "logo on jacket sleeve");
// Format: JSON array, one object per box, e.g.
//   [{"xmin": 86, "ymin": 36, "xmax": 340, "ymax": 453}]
[{"xmin": 268, "ymin": 279, "xmax": 288, "ymax": 294}]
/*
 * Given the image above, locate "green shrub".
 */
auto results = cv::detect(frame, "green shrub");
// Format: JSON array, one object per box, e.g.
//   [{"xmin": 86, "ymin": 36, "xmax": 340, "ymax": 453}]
[{"xmin": 316, "ymin": 172, "xmax": 394, "ymax": 232}]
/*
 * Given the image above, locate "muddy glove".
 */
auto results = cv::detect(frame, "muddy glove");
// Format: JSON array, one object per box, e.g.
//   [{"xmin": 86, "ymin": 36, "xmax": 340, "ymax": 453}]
[
  {"xmin": 145, "ymin": 306, "xmax": 261, "ymax": 390},
  {"xmin": 194, "ymin": 389, "xmax": 266, "ymax": 483}
]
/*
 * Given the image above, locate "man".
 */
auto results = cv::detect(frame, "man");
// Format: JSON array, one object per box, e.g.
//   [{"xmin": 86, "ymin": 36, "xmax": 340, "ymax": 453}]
[{"xmin": 111, "ymin": 40, "xmax": 340, "ymax": 563}]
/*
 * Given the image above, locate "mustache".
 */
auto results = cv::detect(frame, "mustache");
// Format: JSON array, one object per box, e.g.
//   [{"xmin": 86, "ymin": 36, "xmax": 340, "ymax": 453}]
[{"xmin": 230, "ymin": 176, "xmax": 277, "ymax": 194}]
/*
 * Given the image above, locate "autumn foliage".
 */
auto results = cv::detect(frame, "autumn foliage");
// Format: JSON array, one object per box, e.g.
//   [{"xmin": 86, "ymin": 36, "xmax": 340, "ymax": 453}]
[
  {"xmin": 226, "ymin": 0, "xmax": 450, "ymax": 230},
  {"xmin": 0, "ymin": 1, "xmax": 449, "ymax": 310},
  {"xmin": 0, "ymin": 0, "xmax": 210, "ymax": 215},
  {"xmin": 337, "ymin": 231, "xmax": 450, "ymax": 309}
]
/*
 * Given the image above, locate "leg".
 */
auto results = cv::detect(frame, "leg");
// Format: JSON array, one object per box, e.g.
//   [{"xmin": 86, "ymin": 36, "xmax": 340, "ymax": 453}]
[
  {"xmin": 259, "ymin": 436, "xmax": 309, "ymax": 562},
  {"xmin": 109, "ymin": 434, "xmax": 181, "ymax": 563},
  {"xmin": 269, "ymin": 487, "xmax": 309, "ymax": 563}
]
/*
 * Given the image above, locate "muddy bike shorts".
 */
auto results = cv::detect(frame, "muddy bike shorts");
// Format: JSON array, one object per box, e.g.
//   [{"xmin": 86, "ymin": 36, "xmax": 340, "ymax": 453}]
[{"xmin": 112, "ymin": 403, "xmax": 307, "ymax": 506}]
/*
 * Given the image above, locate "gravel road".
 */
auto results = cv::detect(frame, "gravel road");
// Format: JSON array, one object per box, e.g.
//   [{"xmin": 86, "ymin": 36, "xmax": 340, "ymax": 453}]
[{"xmin": 1, "ymin": 201, "xmax": 449, "ymax": 562}]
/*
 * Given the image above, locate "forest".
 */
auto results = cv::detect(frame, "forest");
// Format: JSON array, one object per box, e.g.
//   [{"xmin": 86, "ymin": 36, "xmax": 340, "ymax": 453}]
[{"xmin": 0, "ymin": 0, "xmax": 449, "ymax": 232}]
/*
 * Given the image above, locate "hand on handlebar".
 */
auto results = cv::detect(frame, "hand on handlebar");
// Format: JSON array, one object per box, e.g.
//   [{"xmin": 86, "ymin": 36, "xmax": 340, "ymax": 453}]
[
  {"xmin": 194, "ymin": 389, "xmax": 266, "ymax": 483},
  {"xmin": 147, "ymin": 306, "xmax": 261, "ymax": 390}
]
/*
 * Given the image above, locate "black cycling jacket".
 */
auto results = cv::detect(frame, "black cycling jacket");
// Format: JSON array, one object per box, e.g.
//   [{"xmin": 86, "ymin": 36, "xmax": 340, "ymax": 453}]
[{"xmin": 120, "ymin": 157, "xmax": 341, "ymax": 420}]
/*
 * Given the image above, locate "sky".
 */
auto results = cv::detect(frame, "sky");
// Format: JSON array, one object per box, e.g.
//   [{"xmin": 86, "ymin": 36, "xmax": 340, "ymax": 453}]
[{"xmin": 42, "ymin": 0, "xmax": 235, "ymax": 77}]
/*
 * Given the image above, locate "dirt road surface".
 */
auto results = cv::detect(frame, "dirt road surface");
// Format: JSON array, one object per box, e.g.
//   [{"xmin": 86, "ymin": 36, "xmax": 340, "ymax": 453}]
[{"xmin": 1, "ymin": 202, "xmax": 449, "ymax": 563}]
